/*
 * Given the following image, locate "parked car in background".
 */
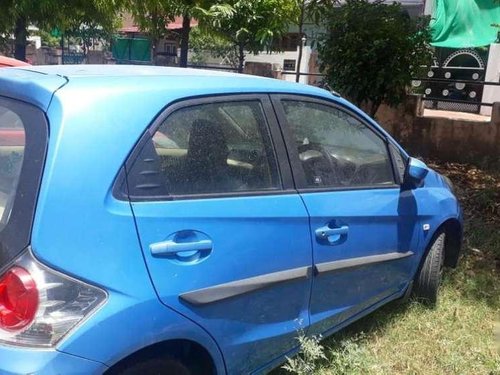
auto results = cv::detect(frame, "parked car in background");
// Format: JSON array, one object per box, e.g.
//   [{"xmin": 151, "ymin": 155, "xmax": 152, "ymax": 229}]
[
  {"xmin": 0, "ymin": 56, "xmax": 30, "ymax": 68},
  {"xmin": 0, "ymin": 65, "xmax": 463, "ymax": 375}
]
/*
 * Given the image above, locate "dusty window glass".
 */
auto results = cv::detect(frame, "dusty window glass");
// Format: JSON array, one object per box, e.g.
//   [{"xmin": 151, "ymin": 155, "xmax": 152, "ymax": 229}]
[
  {"xmin": 0, "ymin": 106, "xmax": 25, "ymax": 228},
  {"xmin": 152, "ymin": 101, "xmax": 280, "ymax": 195},
  {"xmin": 282, "ymin": 101, "xmax": 394, "ymax": 188}
]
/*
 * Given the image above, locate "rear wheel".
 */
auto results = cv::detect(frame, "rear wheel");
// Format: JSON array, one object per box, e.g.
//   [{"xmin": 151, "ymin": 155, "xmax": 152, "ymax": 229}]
[
  {"xmin": 110, "ymin": 358, "xmax": 191, "ymax": 375},
  {"xmin": 413, "ymin": 231, "xmax": 446, "ymax": 305}
]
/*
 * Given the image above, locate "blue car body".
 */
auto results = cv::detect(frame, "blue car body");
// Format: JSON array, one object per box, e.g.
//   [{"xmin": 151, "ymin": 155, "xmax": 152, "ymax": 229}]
[{"xmin": 0, "ymin": 66, "xmax": 462, "ymax": 374}]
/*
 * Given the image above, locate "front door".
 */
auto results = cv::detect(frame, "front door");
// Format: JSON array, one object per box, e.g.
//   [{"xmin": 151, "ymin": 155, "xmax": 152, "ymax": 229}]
[
  {"xmin": 272, "ymin": 95, "xmax": 419, "ymax": 336},
  {"xmin": 127, "ymin": 95, "xmax": 313, "ymax": 374}
]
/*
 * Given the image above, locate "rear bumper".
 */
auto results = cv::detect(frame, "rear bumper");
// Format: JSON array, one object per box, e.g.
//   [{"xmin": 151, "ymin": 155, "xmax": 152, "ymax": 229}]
[{"xmin": 0, "ymin": 345, "xmax": 108, "ymax": 375}]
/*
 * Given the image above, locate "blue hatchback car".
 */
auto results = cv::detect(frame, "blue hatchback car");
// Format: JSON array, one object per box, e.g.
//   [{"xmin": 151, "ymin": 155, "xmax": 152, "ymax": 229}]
[{"xmin": 0, "ymin": 65, "xmax": 462, "ymax": 374}]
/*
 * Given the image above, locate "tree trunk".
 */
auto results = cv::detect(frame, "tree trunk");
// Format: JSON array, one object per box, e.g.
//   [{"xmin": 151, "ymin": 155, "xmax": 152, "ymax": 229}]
[
  {"xmin": 60, "ymin": 34, "xmax": 64, "ymax": 65},
  {"xmin": 151, "ymin": 10, "xmax": 159, "ymax": 65},
  {"xmin": 295, "ymin": 1, "xmax": 306, "ymax": 83},
  {"xmin": 238, "ymin": 44, "xmax": 245, "ymax": 73},
  {"xmin": 179, "ymin": 14, "xmax": 191, "ymax": 68},
  {"xmin": 14, "ymin": 17, "xmax": 27, "ymax": 61},
  {"xmin": 151, "ymin": 43, "xmax": 158, "ymax": 65},
  {"xmin": 370, "ymin": 99, "xmax": 382, "ymax": 118}
]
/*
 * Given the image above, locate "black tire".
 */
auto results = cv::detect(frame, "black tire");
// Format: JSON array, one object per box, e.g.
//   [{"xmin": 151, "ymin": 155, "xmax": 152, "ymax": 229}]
[
  {"xmin": 112, "ymin": 358, "xmax": 191, "ymax": 375},
  {"xmin": 413, "ymin": 231, "xmax": 446, "ymax": 305}
]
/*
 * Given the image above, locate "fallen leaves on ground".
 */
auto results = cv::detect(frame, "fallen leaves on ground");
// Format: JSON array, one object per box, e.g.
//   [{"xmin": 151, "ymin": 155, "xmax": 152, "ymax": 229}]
[{"xmin": 427, "ymin": 160, "xmax": 500, "ymax": 227}]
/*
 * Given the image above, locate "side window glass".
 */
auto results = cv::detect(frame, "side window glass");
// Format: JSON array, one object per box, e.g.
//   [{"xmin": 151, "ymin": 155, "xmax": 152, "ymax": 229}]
[
  {"xmin": 282, "ymin": 100, "xmax": 395, "ymax": 188},
  {"xmin": 148, "ymin": 101, "xmax": 280, "ymax": 196}
]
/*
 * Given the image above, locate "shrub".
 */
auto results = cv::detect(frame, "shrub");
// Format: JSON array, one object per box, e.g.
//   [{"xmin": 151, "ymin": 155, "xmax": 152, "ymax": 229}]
[
  {"xmin": 318, "ymin": 0, "xmax": 432, "ymax": 117},
  {"xmin": 282, "ymin": 333, "xmax": 326, "ymax": 374}
]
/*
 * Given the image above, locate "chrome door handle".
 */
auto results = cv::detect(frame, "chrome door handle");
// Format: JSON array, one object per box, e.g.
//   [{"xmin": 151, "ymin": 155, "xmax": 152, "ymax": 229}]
[
  {"xmin": 150, "ymin": 239, "xmax": 213, "ymax": 256},
  {"xmin": 315, "ymin": 225, "xmax": 349, "ymax": 245}
]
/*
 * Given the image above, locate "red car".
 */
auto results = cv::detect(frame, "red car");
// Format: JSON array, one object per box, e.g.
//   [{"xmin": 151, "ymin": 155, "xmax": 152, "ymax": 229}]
[{"xmin": 0, "ymin": 56, "xmax": 30, "ymax": 68}]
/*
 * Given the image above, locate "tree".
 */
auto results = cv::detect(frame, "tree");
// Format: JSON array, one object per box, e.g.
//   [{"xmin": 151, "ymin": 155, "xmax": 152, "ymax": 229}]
[
  {"xmin": 294, "ymin": 0, "xmax": 307, "ymax": 82},
  {"xmin": 126, "ymin": 0, "xmax": 224, "ymax": 67},
  {"xmin": 318, "ymin": 0, "xmax": 433, "ymax": 117},
  {"xmin": 0, "ymin": 0, "xmax": 121, "ymax": 61},
  {"xmin": 293, "ymin": 0, "xmax": 339, "ymax": 82},
  {"xmin": 177, "ymin": 1, "xmax": 239, "ymax": 68},
  {"xmin": 189, "ymin": 26, "xmax": 238, "ymax": 68},
  {"xmin": 126, "ymin": 0, "xmax": 176, "ymax": 63},
  {"xmin": 203, "ymin": 0, "xmax": 297, "ymax": 73},
  {"xmin": 175, "ymin": 0, "xmax": 207, "ymax": 68}
]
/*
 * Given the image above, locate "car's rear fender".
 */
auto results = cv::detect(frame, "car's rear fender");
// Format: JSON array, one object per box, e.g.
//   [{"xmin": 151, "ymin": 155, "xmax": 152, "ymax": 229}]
[{"xmin": 57, "ymin": 290, "xmax": 226, "ymax": 374}]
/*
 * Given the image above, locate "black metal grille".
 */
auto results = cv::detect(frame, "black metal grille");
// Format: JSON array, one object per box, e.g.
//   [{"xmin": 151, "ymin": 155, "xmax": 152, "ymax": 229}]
[{"xmin": 423, "ymin": 99, "xmax": 480, "ymax": 113}]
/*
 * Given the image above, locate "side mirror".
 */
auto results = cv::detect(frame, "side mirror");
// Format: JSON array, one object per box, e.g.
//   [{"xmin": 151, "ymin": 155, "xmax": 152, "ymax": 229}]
[{"xmin": 406, "ymin": 157, "xmax": 428, "ymax": 187}]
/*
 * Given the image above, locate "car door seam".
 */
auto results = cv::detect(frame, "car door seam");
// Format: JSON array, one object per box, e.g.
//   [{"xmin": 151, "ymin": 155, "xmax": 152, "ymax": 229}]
[{"xmin": 124, "ymin": 164, "xmax": 229, "ymax": 374}]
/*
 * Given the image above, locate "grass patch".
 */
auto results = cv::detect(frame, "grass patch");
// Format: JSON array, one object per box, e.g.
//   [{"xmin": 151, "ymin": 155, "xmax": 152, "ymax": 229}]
[{"xmin": 274, "ymin": 161, "xmax": 500, "ymax": 375}]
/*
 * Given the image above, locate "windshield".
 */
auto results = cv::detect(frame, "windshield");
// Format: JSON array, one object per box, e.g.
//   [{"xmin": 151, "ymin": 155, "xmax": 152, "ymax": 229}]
[{"xmin": 0, "ymin": 105, "xmax": 25, "ymax": 231}]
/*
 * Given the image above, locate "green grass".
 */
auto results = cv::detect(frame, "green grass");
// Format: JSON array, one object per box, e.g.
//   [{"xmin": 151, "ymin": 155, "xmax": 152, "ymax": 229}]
[{"xmin": 273, "ymin": 162, "xmax": 500, "ymax": 375}]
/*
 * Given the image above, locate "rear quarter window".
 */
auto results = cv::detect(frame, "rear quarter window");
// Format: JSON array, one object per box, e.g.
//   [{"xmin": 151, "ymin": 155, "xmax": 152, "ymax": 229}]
[
  {"xmin": 0, "ymin": 105, "xmax": 25, "ymax": 229},
  {"xmin": 0, "ymin": 98, "xmax": 47, "ymax": 267}
]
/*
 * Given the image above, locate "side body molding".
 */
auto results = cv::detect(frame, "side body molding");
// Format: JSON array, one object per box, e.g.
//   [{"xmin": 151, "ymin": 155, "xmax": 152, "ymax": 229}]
[
  {"xmin": 315, "ymin": 251, "xmax": 414, "ymax": 274},
  {"xmin": 180, "ymin": 251, "xmax": 414, "ymax": 306},
  {"xmin": 180, "ymin": 266, "xmax": 312, "ymax": 305}
]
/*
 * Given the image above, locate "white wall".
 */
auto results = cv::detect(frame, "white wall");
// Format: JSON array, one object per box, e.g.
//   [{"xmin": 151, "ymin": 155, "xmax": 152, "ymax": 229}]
[
  {"xmin": 245, "ymin": 46, "xmax": 312, "ymax": 84},
  {"xmin": 424, "ymin": 0, "xmax": 435, "ymax": 15},
  {"xmin": 481, "ymin": 44, "xmax": 500, "ymax": 116}
]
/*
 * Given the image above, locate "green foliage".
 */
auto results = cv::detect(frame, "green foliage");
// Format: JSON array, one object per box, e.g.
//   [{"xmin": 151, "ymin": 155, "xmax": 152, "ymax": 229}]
[
  {"xmin": 125, "ymin": 0, "xmax": 176, "ymax": 46},
  {"xmin": 0, "ymin": 0, "xmax": 122, "ymax": 57},
  {"xmin": 325, "ymin": 334, "xmax": 374, "ymax": 374},
  {"xmin": 0, "ymin": 0, "xmax": 121, "ymax": 34},
  {"xmin": 189, "ymin": 27, "xmax": 238, "ymax": 67},
  {"xmin": 293, "ymin": 0, "xmax": 339, "ymax": 25},
  {"xmin": 124, "ymin": 0, "xmax": 224, "ymax": 65},
  {"xmin": 37, "ymin": 30, "xmax": 61, "ymax": 48},
  {"xmin": 282, "ymin": 333, "xmax": 326, "ymax": 375},
  {"xmin": 203, "ymin": 0, "xmax": 297, "ymax": 70},
  {"xmin": 318, "ymin": 0, "xmax": 433, "ymax": 117}
]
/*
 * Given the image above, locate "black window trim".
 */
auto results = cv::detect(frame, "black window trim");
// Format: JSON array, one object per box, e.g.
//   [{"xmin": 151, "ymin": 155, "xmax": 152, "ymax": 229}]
[
  {"xmin": 118, "ymin": 93, "xmax": 295, "ymax": 202},
  {"xmin": 270, "ymin": 94, "xmax": 402, "ymax": 193},
  {"xmin": 388, "ymin": 142, "xmax": 409, "ymax": 186},
  {"xmin": 0, "ymin": 96, "xmax": 48, "ymax": 267}
]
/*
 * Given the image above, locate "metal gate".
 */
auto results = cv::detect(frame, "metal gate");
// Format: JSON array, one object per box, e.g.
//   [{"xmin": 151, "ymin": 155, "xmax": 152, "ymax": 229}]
[{"xmin": 413, "ymin": 47, "xmax": 489, "ymax": 114}]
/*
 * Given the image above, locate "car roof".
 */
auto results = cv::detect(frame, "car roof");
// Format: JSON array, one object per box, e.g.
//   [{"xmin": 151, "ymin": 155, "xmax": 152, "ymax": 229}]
[
  {"xmin": 22, "ymin": 64, "xmax": 254, "ymax": 78},
  {"xmin": 0, "ymin": 65, "xmax": 337, "ymax": 111}
]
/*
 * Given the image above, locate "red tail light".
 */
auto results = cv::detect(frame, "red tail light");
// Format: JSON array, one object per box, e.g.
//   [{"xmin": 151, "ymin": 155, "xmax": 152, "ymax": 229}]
[
  {"xmin": 0, "ymin": 266, "xmax": 39, "ymax": 332},
  {"xmin": 0, "ymin": 250, "xmax": 107, "ymax": 347}
]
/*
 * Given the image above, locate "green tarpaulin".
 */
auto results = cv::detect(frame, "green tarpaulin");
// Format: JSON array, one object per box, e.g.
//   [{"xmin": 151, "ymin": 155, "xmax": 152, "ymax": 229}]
[{"xmin": 431, "ymin": 0, "xmax": 500, "ymax": 48}]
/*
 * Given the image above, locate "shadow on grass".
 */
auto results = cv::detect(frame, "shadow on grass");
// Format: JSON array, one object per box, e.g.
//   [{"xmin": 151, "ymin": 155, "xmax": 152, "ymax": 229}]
[
  {"xmin": 444, "ymin": 253, "xmax": 500, "ymax": 310},
  {"xmin": 272, "ymin": 253, "xmax": 499, "ymax": 375},
  {"xmin": 450, "ymin": 218, "xmax": 500, "ymax": 310},
  {"xmin": 272, "ymin": 161, "xmax": 500, "ymax": 374}
]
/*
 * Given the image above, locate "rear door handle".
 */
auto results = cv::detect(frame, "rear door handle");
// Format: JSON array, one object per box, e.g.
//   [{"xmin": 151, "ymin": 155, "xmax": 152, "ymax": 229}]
[
  {"xmin": 150, "ymin": 239, "xmax": 213, "ymax": 256},
  {"xmin": 315, "ymin": 225, "xmax": 349, "ymax": 245}
]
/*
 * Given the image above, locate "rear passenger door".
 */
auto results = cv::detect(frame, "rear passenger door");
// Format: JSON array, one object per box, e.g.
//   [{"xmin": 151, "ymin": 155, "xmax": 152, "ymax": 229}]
[
  {"xmin": 126, "ymin": 95, "xmax": 313, "ymax": 374},
  {"xmin": 272, "ymin": 95, "xmax": 419, "ymax": 336}
]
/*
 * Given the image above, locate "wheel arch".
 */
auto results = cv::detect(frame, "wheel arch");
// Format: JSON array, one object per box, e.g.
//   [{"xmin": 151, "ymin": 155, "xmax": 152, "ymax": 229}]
[
  {"xmin": 440, "ymin": 218, "xmax": 463, "ymax": 268},
  {"xmin": 417, "ymin": 217, "xmax": 463, "ymax": 274},
  {"xmin": 104, "ymin": 338, "xmax": 217, "ymax": 375}
]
